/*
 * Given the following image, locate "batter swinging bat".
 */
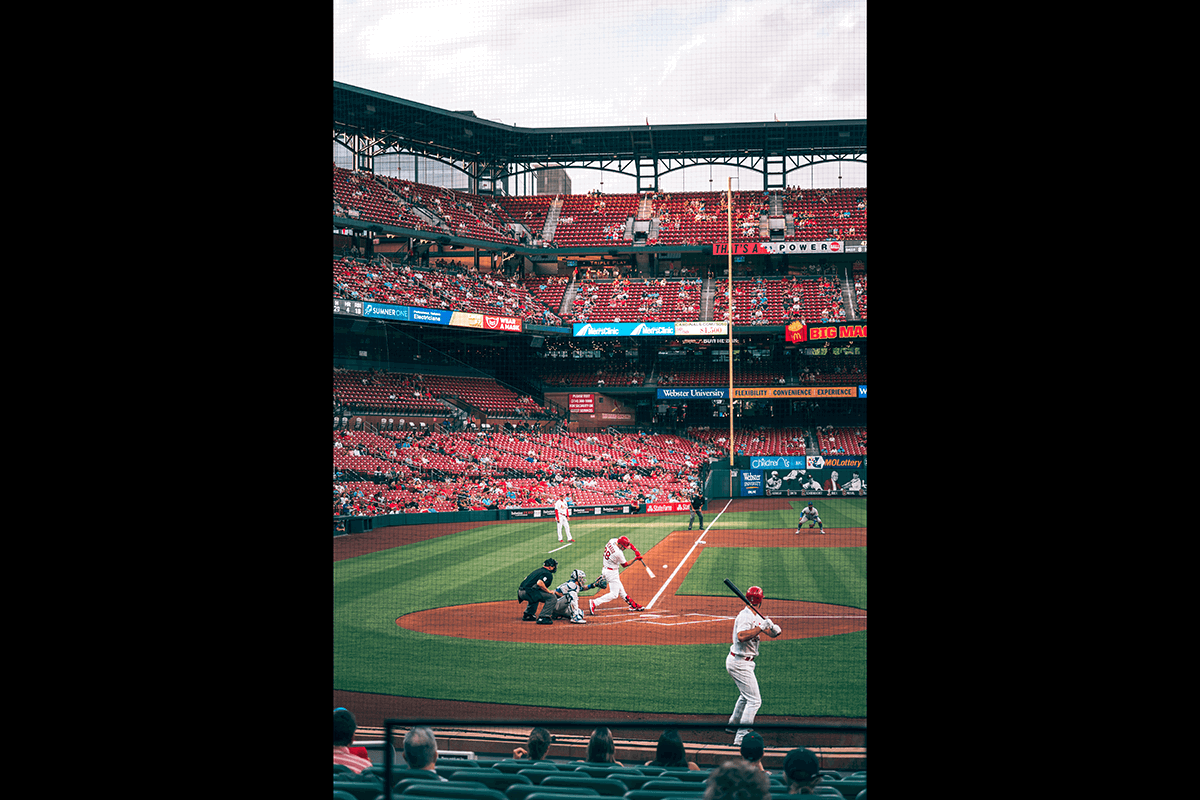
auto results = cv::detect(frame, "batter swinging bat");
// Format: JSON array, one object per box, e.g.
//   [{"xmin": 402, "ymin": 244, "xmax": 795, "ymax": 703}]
[
  {"xmin": 630, "ymin": 544, "xmax": 656, "ymax": 578},
  {"xmin": 723, "ymin": 578, "xmax": 765, "ymax": 618}
]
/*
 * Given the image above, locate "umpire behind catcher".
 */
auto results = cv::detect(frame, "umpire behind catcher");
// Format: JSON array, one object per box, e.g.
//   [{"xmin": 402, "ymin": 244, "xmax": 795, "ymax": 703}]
[{"xmin": 518, "ymin": 558, "xmax": 559, "ymax": 624}]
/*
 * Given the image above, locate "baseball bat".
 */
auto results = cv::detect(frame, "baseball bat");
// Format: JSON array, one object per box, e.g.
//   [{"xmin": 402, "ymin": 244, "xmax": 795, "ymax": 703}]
[
  {"xmin": 723, "ymin": 578, "xmax": 765, "ymax": 618},
  {"xmin": 630, "ymin": 545, "xmax": 656, "ymax": 578}
]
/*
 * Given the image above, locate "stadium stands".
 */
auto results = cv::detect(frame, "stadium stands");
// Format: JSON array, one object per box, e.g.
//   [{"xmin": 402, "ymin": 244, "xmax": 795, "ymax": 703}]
[{"xmin": 335, "ymin": 170, "xmax": 864, "ymax": 249}]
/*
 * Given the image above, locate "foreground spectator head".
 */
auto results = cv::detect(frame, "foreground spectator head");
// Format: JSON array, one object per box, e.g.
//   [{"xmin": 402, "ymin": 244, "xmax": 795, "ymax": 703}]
[
  {"xmin": 587, "ymin": 726, "xmax": 620, "ymax": 764},
  {"xmin": 404, "ymin": 726, "xmax": 439, "ymax": 770},
  {"xmin": 647, "ymin": 727, "xmax": 698, "ymax": 769},
  {"xmin": 514, "ymin": 726, "xmax": 552, "ymax": 760},
  {"xmin": 739, "ymin": 731, "xmax": 765, "ymax": 767},
  {"xmin": 703, "ymin": 758, "xmax": 772, "ymax": 800},
  {"xmin": 783, "ymin": 747, "xmax": 822, "ymax": 793},
  {"xmin": 333, "ymin": 707, "xmax": 357, "ymax": 746},
  {"xmin": 333, "ymin": 707, "xmax": 373, "ymax": 774}
]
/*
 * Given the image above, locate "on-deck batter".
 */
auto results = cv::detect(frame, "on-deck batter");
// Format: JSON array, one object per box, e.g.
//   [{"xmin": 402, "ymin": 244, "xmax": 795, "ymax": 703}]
[{"xmin": 726, "ymin": 585, "xmax": 782, "ymax": 745}]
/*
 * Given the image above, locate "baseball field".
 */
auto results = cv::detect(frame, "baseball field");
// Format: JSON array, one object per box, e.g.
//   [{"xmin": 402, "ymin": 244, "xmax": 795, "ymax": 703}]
[{"xmin": 333, "ymin": 497, "xmax": 865, "ymax": 722}]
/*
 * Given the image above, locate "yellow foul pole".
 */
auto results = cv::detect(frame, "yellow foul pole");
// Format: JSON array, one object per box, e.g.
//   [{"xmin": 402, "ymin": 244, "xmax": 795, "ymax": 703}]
[{"xmin": 727, "ymin": 178, "xmax": 734, "ymax": 481}]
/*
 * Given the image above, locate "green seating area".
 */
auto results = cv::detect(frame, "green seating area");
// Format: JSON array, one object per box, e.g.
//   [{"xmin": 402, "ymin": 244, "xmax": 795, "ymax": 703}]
[{"xmin": 340, "ymin": 759, "xmax": 866, "ymax": 800}]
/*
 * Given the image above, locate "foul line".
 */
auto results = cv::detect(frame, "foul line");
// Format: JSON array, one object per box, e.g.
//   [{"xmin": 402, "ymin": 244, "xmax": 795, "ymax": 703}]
[
  {"xmin": 646, "ymin": 499, "xmax": 733, "ymax": 610},
  {"xmin": 548, "ymin": 541, "xmax": 575, "ymax": 553}
]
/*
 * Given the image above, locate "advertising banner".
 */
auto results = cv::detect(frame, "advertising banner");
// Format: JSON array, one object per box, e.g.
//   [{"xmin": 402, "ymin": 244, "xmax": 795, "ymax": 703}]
[
  {"xmin": 507, "ymin": 505, "xmax": 632, "ymax": 519},
  {"xmin": 741, "ymin": 469, "xmax": 763, "ymax": 497},
  {"xmin": 733, "ymin": 386, "xmax": 860, "ymax": 399},
  {"xmin": 643, "ymin": 501, "xmax": 692, "ymax": 514},
  {"xmin": 351, "ymin": 301, "xmax": 522, "ymax": 333},
  {"xmin": 750, "ymin": 456, "xmax": 807, "ymax": 471},
  {"xmin": 574, "ymin": 321, "xmax": 676, "ymax": 337},
  {"xmin": 807, "ymin": 324, "xmax": 867, "ymax": 341},
  {"xmin": 657, "ymin": 388, "xmax": 730, "ymax": 399},
  {"xmin": 674, "ymin": 321, "xmax": 728, "ymax": 337},
  {"xmin": 712, "ymin": 241, "xmax": 845, "ymax": 255},
  {"xmin": 761, "ymin": 464, "xmax": 867, "ymax": 497}
]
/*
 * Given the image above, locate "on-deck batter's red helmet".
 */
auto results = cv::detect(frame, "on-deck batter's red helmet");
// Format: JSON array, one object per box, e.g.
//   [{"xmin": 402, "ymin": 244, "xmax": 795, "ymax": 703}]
[
  {"xmin": 617, "ymin": 536, "xmax": 632, "ymax": 549},
  {"xmin": 746, "ymin": 586, "xmax": 764, "ymax": 606}
]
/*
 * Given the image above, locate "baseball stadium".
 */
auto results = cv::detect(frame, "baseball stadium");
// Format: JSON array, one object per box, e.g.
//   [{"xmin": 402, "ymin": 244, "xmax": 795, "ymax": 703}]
[{"xmin": 333, "ymin": 5, "xmax": 866, "ymax": 797}]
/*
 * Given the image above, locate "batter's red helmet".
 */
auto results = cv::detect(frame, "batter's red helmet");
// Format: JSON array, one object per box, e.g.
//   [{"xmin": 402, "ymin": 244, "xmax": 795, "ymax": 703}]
[
  {"xmin": 617, "ymin": 535, "xmax": 632, "ymax": 549},
  {"xmin": 746, "ymin": 586, "xmax": 764, "ymax": 606}
]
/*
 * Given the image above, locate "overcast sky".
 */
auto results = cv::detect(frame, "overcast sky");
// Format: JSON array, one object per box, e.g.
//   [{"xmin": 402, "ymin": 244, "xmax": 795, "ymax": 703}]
[{"xmin": 333, "ymin": 0, "xmax": 866, "ymax": 194}]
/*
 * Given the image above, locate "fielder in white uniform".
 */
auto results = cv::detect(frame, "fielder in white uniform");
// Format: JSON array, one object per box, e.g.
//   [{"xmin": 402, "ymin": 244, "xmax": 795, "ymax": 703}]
[
  {"xmin": 726, "ymin": 586, "xmax": 781, "ymax": 745},
  {"xmin": 796, "ymin": 502, "xmax": 824, "ymax": 534},
  {"xmin": 550, "ymin": 569, "xmax": 590, "ymax": 623},
  {"xmin": 554, "ymin": 496, "xmax": 574, "ymax": 543},
  {"xmin": 589, "ymin": 535, "xmax": 645, "ymax": 614}
]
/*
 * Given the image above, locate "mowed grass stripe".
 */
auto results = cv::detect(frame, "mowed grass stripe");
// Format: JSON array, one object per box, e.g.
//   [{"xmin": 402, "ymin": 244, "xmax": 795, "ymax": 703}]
[{"xmin": 676, "ymin": 547, "xmax": 865, "ymax": 610}]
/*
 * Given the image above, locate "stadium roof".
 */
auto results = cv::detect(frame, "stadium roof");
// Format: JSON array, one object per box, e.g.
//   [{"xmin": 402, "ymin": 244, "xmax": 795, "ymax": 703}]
[{"xmin": 333, "ymin": 82, "xmax": 865, "ymax": 189}]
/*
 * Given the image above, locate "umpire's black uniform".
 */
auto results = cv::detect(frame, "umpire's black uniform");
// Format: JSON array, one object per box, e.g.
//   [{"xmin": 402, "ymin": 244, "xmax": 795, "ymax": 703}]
[
  {"xmin": 688, "ymin": 492, "xmax": 705, "ymax": 530},
  {"xmin": 518, "ymin": 558, "xmax": 559, "ymax": 622}
]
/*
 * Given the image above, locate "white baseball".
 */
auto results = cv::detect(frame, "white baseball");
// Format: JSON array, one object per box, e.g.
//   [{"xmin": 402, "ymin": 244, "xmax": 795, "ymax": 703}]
[{"xmin": 663, "ymin": 564, "xmax": 668, "ymax": 569}]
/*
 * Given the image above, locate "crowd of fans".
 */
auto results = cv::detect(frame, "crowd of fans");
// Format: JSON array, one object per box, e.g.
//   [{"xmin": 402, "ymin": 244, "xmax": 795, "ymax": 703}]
[{"xmin": 334, "ymin": 424, "xmax": 712, "ymax": 517}]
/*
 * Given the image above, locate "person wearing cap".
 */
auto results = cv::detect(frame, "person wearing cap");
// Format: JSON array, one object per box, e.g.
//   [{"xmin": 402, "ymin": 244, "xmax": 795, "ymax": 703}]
[
  {"xmin": 739, "ymin": 732, "xmax": 771, "ymax": 776},
  {"xmin": 782, "ymin": 747, "xmax": 823, "ymax": 794},
  {"xmin": 333, "ymin": 707, "xmax": 373, "ymax": 774},
  {"xmin": 517, "ymin": 557, "xmax": 560, "ymax": 624},
  {"xmin": 725, "ymin": 585, "xmax": 782, "ymax": 746}
]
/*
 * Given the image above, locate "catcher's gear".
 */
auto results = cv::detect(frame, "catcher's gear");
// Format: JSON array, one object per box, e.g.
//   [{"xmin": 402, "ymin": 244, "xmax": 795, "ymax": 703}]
[
  {"xmin": 617, "ymin": 535, "xmax": 632, "ymax": 549},
  {"xmin": 571, "ymin": 569, "xmax": 586, "ymax": 583},
  {"xmin": 746, "ymin": 586, "xmax": 764, "ymax": 607},
  {"xmin": 593, "ymin": 575, "xmax": 609, "ymax": 589},
  {"xmin": 570, "ymin": 612, "xmax": 587, "ymax": 624}
]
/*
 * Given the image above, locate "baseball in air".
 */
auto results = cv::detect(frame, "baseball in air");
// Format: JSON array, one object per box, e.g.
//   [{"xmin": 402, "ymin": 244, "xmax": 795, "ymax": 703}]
[{"xmin": 663, "ymin": 564, "xmax": 668, "ymax": 569}]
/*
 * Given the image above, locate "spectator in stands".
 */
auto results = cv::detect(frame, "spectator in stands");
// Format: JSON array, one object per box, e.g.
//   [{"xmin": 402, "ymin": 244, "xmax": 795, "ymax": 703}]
[
  {"xmin": 704, "ymin": 759, "xmax": 772, "ymax": 800},
  {"xmin": 333, "ymin": 707, "xmax": 373, "ymax": 774},
  {"xmin": 782, "ymin": 747, "xmax": 822, "ymax": 794},
  {"xmin": 403, "ymin": 726, "xmax": 448, "ymax": 779},
  {"xmin": 644, "ymin": 728, "xmax": 700, "ymax": 770},
  {"xmin": 586, "ymin": 727, "xmax": 625, "ymax": 766},
  {"xmin": 739, "ymin": 732, "xmax": 771, "ymax": 776},
  {"xmin": 513, "ymin": 726, "xmax": 554, "ymax": 760}
]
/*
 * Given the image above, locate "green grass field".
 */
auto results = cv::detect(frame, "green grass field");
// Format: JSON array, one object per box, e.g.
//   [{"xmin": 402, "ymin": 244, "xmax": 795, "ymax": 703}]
[{"xmin": 333, "ymin": 499, "xmax": 866, "ymax": 717}]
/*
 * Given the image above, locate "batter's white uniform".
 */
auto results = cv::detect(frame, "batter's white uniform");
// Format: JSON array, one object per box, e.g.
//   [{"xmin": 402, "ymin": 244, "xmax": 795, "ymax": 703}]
[
  {"xmin": 590, "ymin": 538, "xmax": 630, "ymax": 611},
  {"xmin": 726, "ymin": 606, "xmax": 766, "ymax": 745},
  {"xmin": 554, "ymin": 498, "xmax": 573, "ymax": 542}
]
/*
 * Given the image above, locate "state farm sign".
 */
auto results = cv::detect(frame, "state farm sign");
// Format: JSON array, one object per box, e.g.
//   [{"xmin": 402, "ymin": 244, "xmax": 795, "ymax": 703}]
[{"xmin": 644, "ymin": 502, "xmax": 691, "ymax": 514}]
